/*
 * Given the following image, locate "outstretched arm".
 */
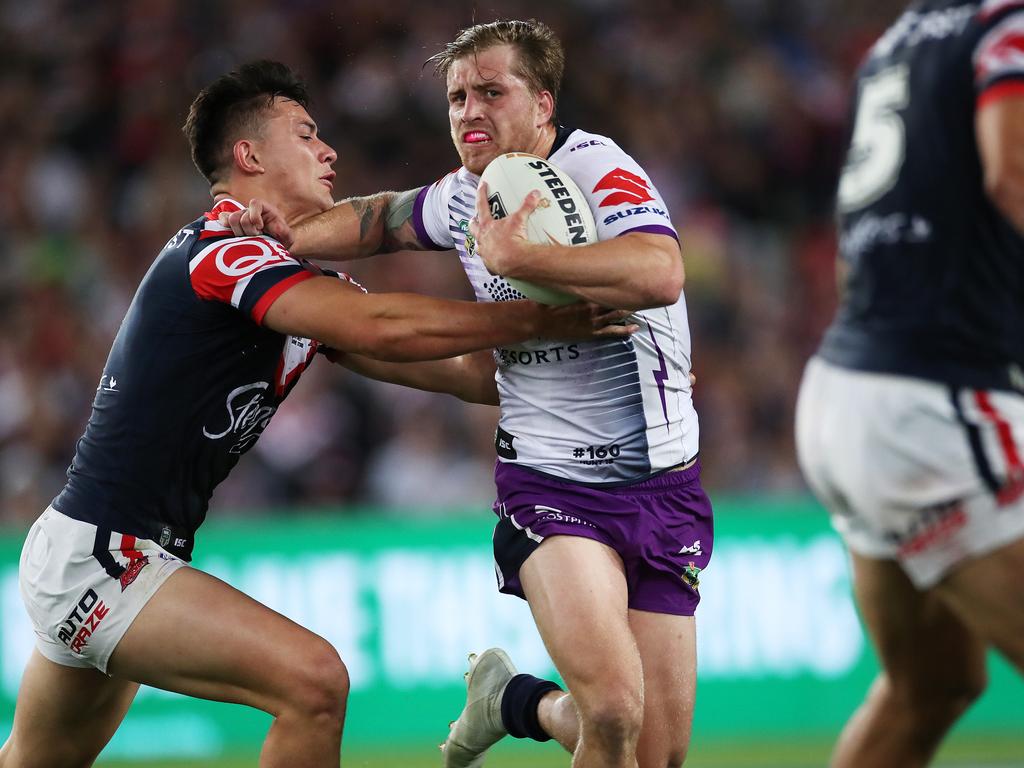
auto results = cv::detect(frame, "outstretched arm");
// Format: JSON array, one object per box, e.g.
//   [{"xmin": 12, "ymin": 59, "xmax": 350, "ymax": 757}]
[
  {"xmin": 262, "ymin": 276, "xmax": 635, "ymax": 363},
  {"xmin": 223, "ymin": 188, "xmax": 428, "ymax": 260},
  {"xmin": 325, "ymin": 348, "xmax": 498, "ymax": 405}
]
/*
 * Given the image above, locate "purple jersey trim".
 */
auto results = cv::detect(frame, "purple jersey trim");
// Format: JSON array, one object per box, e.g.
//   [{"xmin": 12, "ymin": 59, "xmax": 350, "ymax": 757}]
[
  {"xmin": 619, "ymin": 224, "xmax": 679, "ymax": 242},
  {"xmin": 413, "ymin": 185, "xmax": 449, "ymax": 251}
]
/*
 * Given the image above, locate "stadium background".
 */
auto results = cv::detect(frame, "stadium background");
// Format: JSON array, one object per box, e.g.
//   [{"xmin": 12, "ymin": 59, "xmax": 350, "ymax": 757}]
[{"xmin": 0, "ymin": 0, "xmax": 1020, "ymax": 766}]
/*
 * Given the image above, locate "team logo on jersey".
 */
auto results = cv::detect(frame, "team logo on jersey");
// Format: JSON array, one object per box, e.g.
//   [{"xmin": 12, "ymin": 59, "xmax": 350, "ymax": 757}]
[
  {"xmin": 459, "ymin": 218, "xmax": 477, "ymax": 256},
  {"xmin": 593, "ymin": 168, "xmax": 654, "ymax": 207}
]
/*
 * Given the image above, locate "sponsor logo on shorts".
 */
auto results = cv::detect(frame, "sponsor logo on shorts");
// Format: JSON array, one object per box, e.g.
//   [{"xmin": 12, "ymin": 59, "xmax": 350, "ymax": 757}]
[
  {"xmin": 57, "ymin": 589, "xmax": 111, "ymax": 654},
  {"xmin": 892, "ymin": 500, "xmax": 968, "ymax": 556},
  {"xmin": 997, "ymin": 468, "xmax": 1024, "ymax": 506},
  {"xmin": 119, "ymin": 555, "xmax": 150, "ymax": 592},
  {"xmin": 678, "ymin": 540, "xmax": 703, "ymax": 557},
  {"xmin": 535, "ymin": 505, "xmax": 596, "ymax": 528}
]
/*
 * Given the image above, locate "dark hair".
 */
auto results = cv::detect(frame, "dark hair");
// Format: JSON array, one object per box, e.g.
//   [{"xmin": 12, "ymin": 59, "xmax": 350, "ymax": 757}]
[
  {"xmin": 426, "ymin": 19, "xmax": 565, "ymax": 122},
  {"xmin": 183, "ymin": 60, "xmax": 309, "ymax": 184}
]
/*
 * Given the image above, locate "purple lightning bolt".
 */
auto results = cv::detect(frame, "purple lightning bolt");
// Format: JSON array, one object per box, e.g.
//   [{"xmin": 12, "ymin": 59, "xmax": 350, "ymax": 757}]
[{"xmin": 646, "ymin": 321, "xmax": 669, "ymax": 425}]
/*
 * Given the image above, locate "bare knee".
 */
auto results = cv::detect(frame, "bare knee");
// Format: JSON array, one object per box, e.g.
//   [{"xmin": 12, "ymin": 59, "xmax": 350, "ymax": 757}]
[
  {"xmin": 578, "ymin": 685, "xmax": 645, "ymax": 749},
  {"xmin": 882, "ymin": 666, "xmax": 987, "ymax": 732},
  {"xmin": 281, "ymin": 638, "xmax": 349, "ymax": 729},
  {"xmin": 638, "ymin": 728, "xmax": 690, "ymax": 768}
]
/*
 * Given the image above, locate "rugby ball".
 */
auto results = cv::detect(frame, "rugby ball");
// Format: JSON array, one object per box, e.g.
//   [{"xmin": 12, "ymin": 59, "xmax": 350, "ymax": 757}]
[{"xmin": 479, "ymin": 153, "xmax": 597, "ymax": 305}]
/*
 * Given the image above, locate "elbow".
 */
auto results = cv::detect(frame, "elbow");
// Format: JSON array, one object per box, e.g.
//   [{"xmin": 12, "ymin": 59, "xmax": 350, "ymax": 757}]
[
  {"xmin": 985, "ymin": 171, "xmax": 1024, "ymax": 233},
  {"xmin": 642, "ymin": 253, "xmax": 685, "ymax": 307}
]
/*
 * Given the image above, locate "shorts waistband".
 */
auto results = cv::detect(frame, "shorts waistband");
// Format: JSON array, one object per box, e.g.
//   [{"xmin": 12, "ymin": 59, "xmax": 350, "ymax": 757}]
[
  {"xmin": 495, "ymin": 457, "xmax": 701, "ymax": 491},
  {"xmin": 48, "ymin": 505, "xmax": 194, "ymax": 562}
]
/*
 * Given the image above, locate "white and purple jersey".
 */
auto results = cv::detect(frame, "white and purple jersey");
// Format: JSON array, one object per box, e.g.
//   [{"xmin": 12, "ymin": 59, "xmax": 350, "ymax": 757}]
[{"xmin": 414, "ymin": 127, "xmax": 698, "ymax": 484}]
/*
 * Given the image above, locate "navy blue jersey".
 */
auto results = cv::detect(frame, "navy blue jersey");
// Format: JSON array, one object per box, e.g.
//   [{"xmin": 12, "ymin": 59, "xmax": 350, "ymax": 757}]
[
  {"xmin": 819, "ymin": 0, "xmax": 1024, "ymax": 390},
  {"xmin": 52, "ymin": 199, "xmax": 340, "ymax": 560}
]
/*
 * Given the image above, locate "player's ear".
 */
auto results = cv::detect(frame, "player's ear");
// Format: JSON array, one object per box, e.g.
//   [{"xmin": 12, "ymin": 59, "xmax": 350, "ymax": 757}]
[
  {"xmin": 535, "ymin": 90, "xmax": 554, "ymax": 127},
  {"xmin": 233, "ymin": 139, "xmax": 263, "ymax": 175}
]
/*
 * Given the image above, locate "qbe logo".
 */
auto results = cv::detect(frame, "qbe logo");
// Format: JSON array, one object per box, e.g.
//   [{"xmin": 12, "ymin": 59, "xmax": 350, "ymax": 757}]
[{"xmin": 210, "ymin": 237, "xmax": 293, "ymax": 278}]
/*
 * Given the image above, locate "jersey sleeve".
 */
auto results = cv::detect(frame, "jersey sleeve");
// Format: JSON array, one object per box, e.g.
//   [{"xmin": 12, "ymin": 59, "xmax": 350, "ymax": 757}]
[
  {"xmin": 188, "ymin": 235, "xmax": 316, "ymax": 325},
  {"xmin": 412, "ymin": 174, "xmax": 459, "ymax": 250},
  {"xmin": 557, "ymin": 138, "xmax": 678, "ymax": 243},
  {"xmin": 974, "ymin": 4, "xmax": 1024, "ymax": 107}
]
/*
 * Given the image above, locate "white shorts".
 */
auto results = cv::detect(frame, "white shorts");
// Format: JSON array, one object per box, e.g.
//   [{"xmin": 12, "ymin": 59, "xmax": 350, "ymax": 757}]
[
  {"xmin": 796, "ymin": 357, "xmax": 1024, "ymax": 588},
  {"xmin": 19, "ymin": 508, "xmax": 187, "ymax": 673}
]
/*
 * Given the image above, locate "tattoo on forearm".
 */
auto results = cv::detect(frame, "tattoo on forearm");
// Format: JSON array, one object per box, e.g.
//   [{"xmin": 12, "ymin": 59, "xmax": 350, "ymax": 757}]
[
  {"xmin": 378, "ymin": 188, "xmax": 426, "ymax": 252},
  {"xmin": 349, "ymin": 198, "xmax": 379, "ymax": 243},
  {"xmin": 386, "ymin": 188, "xmax": 419, "ymax": 231}
]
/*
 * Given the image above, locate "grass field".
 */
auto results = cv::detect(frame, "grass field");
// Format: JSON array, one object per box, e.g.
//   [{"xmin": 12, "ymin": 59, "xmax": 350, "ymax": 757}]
[{"xmin": 95, "ymin": 733, "xmax": 1024, "ymax": 767}]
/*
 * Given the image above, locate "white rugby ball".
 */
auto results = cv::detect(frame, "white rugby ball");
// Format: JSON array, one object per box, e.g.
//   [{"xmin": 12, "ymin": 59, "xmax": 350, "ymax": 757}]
[{"xmin": 479, "ymin": 152, "xmax": 597, "ymax": 305}]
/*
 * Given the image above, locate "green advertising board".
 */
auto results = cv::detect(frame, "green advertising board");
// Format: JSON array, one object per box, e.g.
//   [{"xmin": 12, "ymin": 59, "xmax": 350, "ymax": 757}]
[{"xmin": 0, "ymin": 498, "xmax": 1020, "ymax": 762}]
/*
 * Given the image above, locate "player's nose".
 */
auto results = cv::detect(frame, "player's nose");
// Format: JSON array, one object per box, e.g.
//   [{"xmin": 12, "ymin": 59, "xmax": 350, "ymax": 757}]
[
  {"xmin": 320, "ymin": 140, "xmax": 337, "ymax": 165},
  {"xmin": 461, "ymin": 93, "xmax": 485, "ymax": 121}
]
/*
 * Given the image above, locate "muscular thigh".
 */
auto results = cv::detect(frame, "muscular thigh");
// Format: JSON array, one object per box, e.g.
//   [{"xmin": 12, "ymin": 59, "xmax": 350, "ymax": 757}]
[
  {"xmin": 934, "ymin": 535, "xmax": 1024, "ymax": 672},
  {"xmin": 849, "ymin": 553, "xmax": 987, "ymax": 700},
  {"xmin": 1, "ymin": 649, "xmax": 139, "ymax": 767},
  {"xmin": 109, "ymin": 566, "xmax": 338, "ymax": 714},
  {"xmin": 519, "ymin": 536, "xmax": 642, "ymax": 701},
  {"xmin": 629, "ymin": 610, "xmax": 696, "ymax": 768}
]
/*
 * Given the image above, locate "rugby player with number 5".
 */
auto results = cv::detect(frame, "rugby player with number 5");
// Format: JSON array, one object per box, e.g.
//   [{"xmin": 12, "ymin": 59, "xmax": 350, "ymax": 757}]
[{"xmin": 797, "ymin": 2, "xmax": 1024, "ymax": 765}]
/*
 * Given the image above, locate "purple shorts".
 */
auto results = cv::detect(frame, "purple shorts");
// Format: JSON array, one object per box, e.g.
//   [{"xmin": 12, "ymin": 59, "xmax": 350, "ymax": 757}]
[{"xmin": 492, "ymin": 460, "xmax": 713, "ymax": 616}]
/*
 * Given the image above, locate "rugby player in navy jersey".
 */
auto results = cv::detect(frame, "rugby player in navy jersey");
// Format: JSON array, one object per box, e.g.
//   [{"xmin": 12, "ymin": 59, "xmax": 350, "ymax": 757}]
[
  {"xmin": 0, "ymin": 61, "xmax": 634, "ymax": 768},
  {"xmin": 223, "ymin": 21, "xmax": 707, "ymax": 768},
  {"xmin": 796, "ymin": 2, "xmax": 1024, "ymax": 766}
]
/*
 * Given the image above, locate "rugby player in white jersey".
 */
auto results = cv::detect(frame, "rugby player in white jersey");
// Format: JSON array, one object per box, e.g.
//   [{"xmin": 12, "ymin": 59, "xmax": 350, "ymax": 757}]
[
  {"xmin": 0, "ymin": 60, "xmax": 631, "ymax": 768},
  {"xmin": 225, "ymin": 20, "xmax": 709, "ymax": 768}
]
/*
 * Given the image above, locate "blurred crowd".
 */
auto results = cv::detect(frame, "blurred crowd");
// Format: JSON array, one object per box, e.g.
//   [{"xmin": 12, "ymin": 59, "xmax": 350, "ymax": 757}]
[{"xmin": 0, "ymin": 0, "xmax": 896, "ymax": 525}]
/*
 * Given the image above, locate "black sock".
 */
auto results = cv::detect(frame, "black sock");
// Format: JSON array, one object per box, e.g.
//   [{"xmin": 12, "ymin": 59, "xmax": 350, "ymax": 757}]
[{"xmin": 500, "ymin": 673, "xmax": 563, "ymax": 742}]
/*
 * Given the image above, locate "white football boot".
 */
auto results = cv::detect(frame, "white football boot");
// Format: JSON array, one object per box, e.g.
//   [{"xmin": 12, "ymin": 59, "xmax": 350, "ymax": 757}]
[{"xmin": 441, "ymin": 648, "xmax": 518, "ymax": 767}]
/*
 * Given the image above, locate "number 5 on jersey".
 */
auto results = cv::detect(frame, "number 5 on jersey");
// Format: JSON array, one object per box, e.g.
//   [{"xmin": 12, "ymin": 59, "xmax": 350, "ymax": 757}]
[{"xmin": 838, "ymin": 64, "xmax": 910, "ymax": 212}]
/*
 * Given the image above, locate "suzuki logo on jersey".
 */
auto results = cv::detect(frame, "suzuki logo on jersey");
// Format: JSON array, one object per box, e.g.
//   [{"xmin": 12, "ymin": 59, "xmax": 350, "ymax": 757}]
[
  {"xmin": 210, "ymin": 238, "xmax": 292, "ymax": 278},
  {"xmin": 593, "ymin": 168, "xmax": 654, "ymax": 207},
  {"xmin": 203, "ymin": 381, "xmax": 277, "ymax": 454}
]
